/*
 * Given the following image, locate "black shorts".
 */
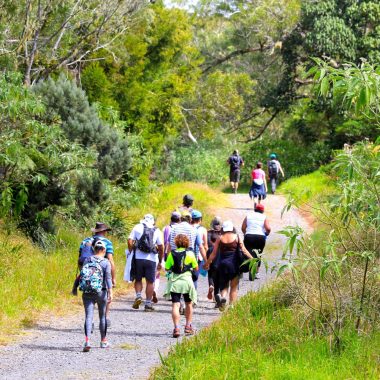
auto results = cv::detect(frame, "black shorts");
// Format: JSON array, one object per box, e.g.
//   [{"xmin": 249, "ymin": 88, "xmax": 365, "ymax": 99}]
[
  {"xmin": 135, "ymin": 259, "xmax": 157, "ymax": 283},
  {"xmin": 171, "ymin": 292, "xmax": 191, "ymax": 303},
  {"xmin": 230, "ymin": 169, "xmax": 240, "ymax": 182}
]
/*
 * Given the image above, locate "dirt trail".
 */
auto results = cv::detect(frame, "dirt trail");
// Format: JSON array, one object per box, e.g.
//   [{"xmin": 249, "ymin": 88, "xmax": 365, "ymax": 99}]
[{"xmin": 0, "ymin": 194, "xmax": 311, "ymax": 380}]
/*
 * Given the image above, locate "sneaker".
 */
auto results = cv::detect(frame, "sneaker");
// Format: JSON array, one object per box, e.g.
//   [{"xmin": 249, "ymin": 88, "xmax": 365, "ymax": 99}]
[
  {"xmin": 82, "ymin": 341, "xmax": 91, "ymax": 352},
  {"xmin": 215, "ymin": 293, "xmax": 222, "ymax": 307},
  {"xmin": 207, "ymin": 285, "xmax": 214, "ymax": 300},
  {"xmin": 173, "ymin": 327, "xmax": 180, "ymax": 338},
  {"xmin": 184, "ymin": 325, "xmax": 195, "ymax": 336},
  {"xmin": 106, "ymin": 319, "xmax": 111, "ymax": 328},
  {"xmin": 100, "ymin": 341, "xmax": 110, "ymax": 349},
  {"xmin": 132, "ymin": 296, "xmax": 143, "ymax": 309},
  {"xmin": 152, "ymin": 291, "xmax": 158, "ymax": 304},
  {"xmin": 219, "ymin": 297, "xmax": 227, "ymax": 312},
  {"xmin": 179, "ymin": 305, "xmax": 185, "ymax": 315},
  {"xmin": 144, "ymin": 304, "xmax": 155, "ymax": 312}
]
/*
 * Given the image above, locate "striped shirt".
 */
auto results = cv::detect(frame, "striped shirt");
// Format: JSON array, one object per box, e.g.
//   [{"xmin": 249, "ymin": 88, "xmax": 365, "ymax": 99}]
[
  {"xmin": 169, "ymin": 222, "xmax": 202, "ymax": 251},
  {"xmin": 80, "ymin": 235, "xmax": 114, "ymax": 257}
]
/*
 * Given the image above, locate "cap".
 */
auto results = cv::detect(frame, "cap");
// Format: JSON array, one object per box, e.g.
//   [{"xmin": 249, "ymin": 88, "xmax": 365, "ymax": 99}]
[
  {"xmin": 255, "ymin": 203, "xmax": 265, "ymax": 212},
  {"xmin": 222, "ymin": 220, "xmax": 234, "ymax": 232},
  {"xmin": 191, "ymin": 209, "xmax": 202, "ymax": 219},
  {"xmin": 180, "ymin": 210, "xmax": 191, "ymax": 218},
  {"xmin": 94, "ymin": 240, "xmax": 106, "ymax": 249},
  {"xmin": 270, "ymin": 153, "xmax": 277, "ymax": 159},
  {"xmin": 211, "ymin": 216, "xmax": 222, "ymax": 231},
  {"xmin": 171, "ymin": 211, "xmax": 181, "ymax": 219},
  {"xmin": 140, "ymin": 214, "xmax": 155, "ymax": 228},
  {"xmin": 183, "ymin": 194, "xmax": 194, "ymax": 206}
]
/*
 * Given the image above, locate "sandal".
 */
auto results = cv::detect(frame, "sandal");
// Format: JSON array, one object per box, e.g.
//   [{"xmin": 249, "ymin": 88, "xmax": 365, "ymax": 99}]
[
  {"xmin": 184, "ymin": 325, "xmax": 195, "ymax": 336},
  {"xmin": 173, "ymin": 327, "xmax": 180, "ymax": 338},
  {"xmin": 207, "ymin": 285, "xmax": 214, "ymax": 300}
]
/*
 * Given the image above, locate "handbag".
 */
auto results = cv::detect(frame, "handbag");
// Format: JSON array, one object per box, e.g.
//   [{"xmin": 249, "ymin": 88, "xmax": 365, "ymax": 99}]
[{"xmin": 236, "ymin": 236, "xmax": 250, "ymax": 273}]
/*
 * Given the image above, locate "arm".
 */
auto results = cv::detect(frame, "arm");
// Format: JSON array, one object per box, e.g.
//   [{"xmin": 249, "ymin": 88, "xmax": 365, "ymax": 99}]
[
  {"xmin": 278, "ymin": 162, "xmax": 285, "ymax": 177},
  {"xmin": 127, "ymin": 238, "xmax": 135, "ymax": 252},
  {"xmin": 239, "ymin": 239, "xmax": 253, "ymax": 259},
  {"xmin": 199, "ymin": 244, "xmax": 207, "ymax": 262},
  {"xmin": 106, "ymin": 253, "xmax": 116, "ymax": 287},
  {"xmin": 241, "ymin": 217, "xmax": 247, "ymax": 234},
  {"xmin": 264, "ymin": 219, "xmax": 271, "ymax": 235},
  {"xmin": 105, "ymin": 261, "xmax": 113, "ymax": 302},
  {"xmin": 204, "ymin": 238, "xmax": 220, "ymax": 269},
  {"xmin": 264, "ymin": 172, "xmax": 268, "ymax": 192},
  {"xmin": 202, "ymin": 230, "xmax": 208, "ymax": 253},
  {"xmin": 157, "ymin": 244, "xmax": 164, "ymax": 270}
]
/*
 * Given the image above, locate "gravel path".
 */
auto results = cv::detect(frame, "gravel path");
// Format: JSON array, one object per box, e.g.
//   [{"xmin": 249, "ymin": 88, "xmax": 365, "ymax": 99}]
[{"xmin": 0, "ymin": 194, "xmax": 311, "ymax": 380}]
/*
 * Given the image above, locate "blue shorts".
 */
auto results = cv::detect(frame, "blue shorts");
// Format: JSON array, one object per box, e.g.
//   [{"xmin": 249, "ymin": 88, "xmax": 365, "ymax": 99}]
[{"xmin": 135, "ymin": 259, "xmax": 157, "ymax": 283}]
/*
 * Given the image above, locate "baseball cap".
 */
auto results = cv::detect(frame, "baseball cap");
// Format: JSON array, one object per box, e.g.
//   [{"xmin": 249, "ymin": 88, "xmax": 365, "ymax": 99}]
[
  {"xmin": 270, "ymin": 153, "xmax": 277, "ymax": 159},
  {"xmin": 255, "ymin": 204, "xmax": 265, "ymax": 212},
  {"xmin": 183, "ymin": 194, "xmax": 194, "ymax": 206},
  {"xmin": 140, "ymin": 213, "xmax": 155, "ymax": 228},
  {"xmin": 211, "ymin": 216, "xmax": 222, "ymax": 231},
  {"xmin": 222, "ymin": 220, "xmax": 234, "ymax": 232},
  {"xmin": 191, "ymin": 210, "xmax": 202, "ymax": 219},
  {"xmin": 94, "ymin": 240, "xmax": 106, "ymax": 250}
]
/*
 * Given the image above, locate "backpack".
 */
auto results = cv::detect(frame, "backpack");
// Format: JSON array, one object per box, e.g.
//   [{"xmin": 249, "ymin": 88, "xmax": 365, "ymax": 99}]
[
  {"xmin": 79, "ymin": 257, "xmax": 104, "ymax": 294},
  {"xmin": 171, "ymin": 249, "xmax": 192, "ymax": 274},
  {"xmin": 78, "ymin": 237, "xmax": 102, "ymax": 265},
  {"xmin": 268, "ymin": 160, "xmax": 278, "ymax": 177},
  {"xmin": 137, "ymin": 224, "xmax": 157, "ymax": 253},
  {"xmin": 231, "ymin": 155, "xmax": 241, "ymax": 171}
]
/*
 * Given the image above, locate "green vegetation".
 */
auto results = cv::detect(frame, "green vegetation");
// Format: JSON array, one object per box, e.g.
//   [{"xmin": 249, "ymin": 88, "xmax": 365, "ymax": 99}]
[{"xmin": 154, "ymin": 286, "xmax": 380, "ymax": 380}]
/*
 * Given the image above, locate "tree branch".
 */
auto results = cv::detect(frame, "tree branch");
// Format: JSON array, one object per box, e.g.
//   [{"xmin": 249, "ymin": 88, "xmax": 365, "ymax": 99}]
[{"xmin": 243, "ymin": 110, "xmax": 280, "ymax": 143}]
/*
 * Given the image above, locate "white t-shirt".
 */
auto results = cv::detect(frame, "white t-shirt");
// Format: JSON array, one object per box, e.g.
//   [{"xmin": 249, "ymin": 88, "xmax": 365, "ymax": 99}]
[
  {"xmin": 129, "ymin": 223, "xmax": 163, "ymax": 263},
  {"xmin": 245, "ymin": 212, "xmax": 266, "ymax": 236}
]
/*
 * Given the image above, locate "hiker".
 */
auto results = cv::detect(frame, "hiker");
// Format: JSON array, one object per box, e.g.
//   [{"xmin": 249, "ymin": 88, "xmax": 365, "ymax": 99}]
[
  {"xmin": 206, "ymin": 216, "xmax": 222, "ymax": 303},
  {"xmin": 191, "ymin": 209, "xmax": 208, "ymax": 290},
  {"xmin": 73, "ymin": 222, "xmax": 115, "ymax": 327},
  {"xmin": 227, "ymin": 149, "xmax": 244, "ymax": 193},
  {"xmin": 267, "ymin": 153, "xmax": 285, "ymax": 194},
  {"xmin": 127, "ymin": 214, "xmax": 164, "ymax": 312},
  {"xmin": 242, "ymin": 203, "xmax": 271, "ymax": 280},
  {"xmin": 204, "ymin": 221, "xmax": 252, "ymax": 310},
  {"xmin": 164, "ymin": 234, "xmax": 198, "ymax": 338},
  {"xmin": 249, "ymin": 162, "xmax": 268, "ymax": 205},
  {"xmin": 80, "ymin": 240, "xmax": 113, "ymax": 352},
  {"xmin": 177, "ymin": 194, "xmax": 194, "ymax": 213}
]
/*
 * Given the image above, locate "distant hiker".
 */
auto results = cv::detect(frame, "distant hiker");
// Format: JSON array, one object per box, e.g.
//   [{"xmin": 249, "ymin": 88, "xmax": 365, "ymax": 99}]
[
  {"xmin": 73, "ymin": 222, "xmax": 115, "ymax": 327},
  {"xmin": 249, "ymin": 162, "xmax": 268, "ymax": 204},
  {"xmin": 128, "ymin": 214, "xmax": 164, "ymax": 312},
  {"xmin": 206, "ymin": 216, "xmax": 222, "ymax": 302},
  {"xmin": 80, "ymin": 240, "xmax": 113, "ymax": 352},
  {"xmin": 164, "ymin": 234, "xmax": 198, "ymax": 338},
  {"xmin": 177, "ymin": 194, "xmax": 194, "ymax": 214},
  {"xmin": 267, "ymin": 153, "xmax": 285, "ymax": 194},
  {"xmin": 191, "ymin": 209, "xmax": 208, "ymax": 290},
  {"xmin": 204, "ymin": 221, "xmax": 252, "ymax": 311},
  {"xmin": 227, "ymin": 150, "xmax": 244, "ymax": 193},
  {"xmin": 242, "ymin": 203, "xmax": 271, "ymax": 280}
]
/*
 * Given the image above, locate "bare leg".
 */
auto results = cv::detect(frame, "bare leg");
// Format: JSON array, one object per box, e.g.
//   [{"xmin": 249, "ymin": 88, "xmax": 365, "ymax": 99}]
[
  {"xmin": 220, "ymin": 286, "xmax": 229, "ymax": 299},
  {"xmin": 184, "ymin": 302, "xmax": 193, "ymax": 326},
  {"xmin": 134, "ymin": 280, "xmax": 143, "ymax": 294},
  {"xmin": 172, "ymin": 302, "xmax": 180, "ymax": 327},
  {"xmin": 145, "ymin": 281, "xmax": 154, "ymax": 302},
  {"xmin": 229, "ymin": 277, "xmax": 239, "ymax": 304}
]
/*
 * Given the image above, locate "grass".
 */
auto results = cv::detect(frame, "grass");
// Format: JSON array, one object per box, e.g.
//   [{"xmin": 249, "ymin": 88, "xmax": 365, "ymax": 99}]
[
  {"xmin": 279, "ymin": 169, "xmax": 336, "ymax": 204},
  {"xmin": 153, "ymin": 284, "xmax": 380, "ymax": 380},
  {"xmin": 0, "ymin": 182, "xmax": 228, "ymax": 343}
]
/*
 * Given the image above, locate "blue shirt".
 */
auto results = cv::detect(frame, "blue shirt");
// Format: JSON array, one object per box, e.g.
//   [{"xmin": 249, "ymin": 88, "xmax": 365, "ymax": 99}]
[{"xmin": 80, "ymin": 235, "xmax": 114, "ymax": 257}]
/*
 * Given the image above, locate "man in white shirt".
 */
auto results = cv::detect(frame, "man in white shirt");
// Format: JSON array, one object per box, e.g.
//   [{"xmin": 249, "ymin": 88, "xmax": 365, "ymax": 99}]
[{"xmin": 128, "ymin": 214, "xmax": 164, "ymax": 312}]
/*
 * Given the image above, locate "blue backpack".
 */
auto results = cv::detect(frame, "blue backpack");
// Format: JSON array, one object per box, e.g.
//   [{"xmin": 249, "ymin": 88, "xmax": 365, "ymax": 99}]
[{"xmin": 79, "ymin": 257, "xmax": 104, "ymax": 294}]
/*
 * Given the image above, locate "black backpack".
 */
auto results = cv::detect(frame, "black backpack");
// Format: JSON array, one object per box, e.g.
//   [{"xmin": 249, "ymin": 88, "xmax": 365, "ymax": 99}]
[
  {"xmin": 137, "ymin": 225, "xmax": 157, "ymax": 253},
  {"xmin": 268, "ymin": 160, "xmax": 278, "ymax": 177},
  {"xmin": 171, "ymin": 249, "xmax": 192, "ymax": 274},
  {"xmin": 230, "ymin": 155, "xmax": 241, "ymax": 171}
]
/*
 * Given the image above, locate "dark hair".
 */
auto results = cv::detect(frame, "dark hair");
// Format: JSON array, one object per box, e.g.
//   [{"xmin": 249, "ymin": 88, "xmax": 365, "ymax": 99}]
[
  {"xmin": 256, "ymin": 161, "xmax": 263, "ymax": 169},
  {"xmin": 183, "ymin": 194, "xmax": 194, "ymax": 207},
  {"xmin": 192, "ymin": 217, "xmax": 201, "ymax": 223},
  {"xmin": 174, "ymin": 234, "xmax": 190, "ymax": 248},
  {"xmin": 233, "ymin": 150, "xmax": 238, "ymax": 155},
  {"xmin": 171, "ymin": 215, "xmax": 180, "ymax": 223}
]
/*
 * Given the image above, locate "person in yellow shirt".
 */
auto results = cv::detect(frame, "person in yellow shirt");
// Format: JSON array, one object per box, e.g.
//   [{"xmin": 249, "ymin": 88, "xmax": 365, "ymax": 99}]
[{"xmin": 164, "ymin": 234, "xmax": 198, "ymax": 338}]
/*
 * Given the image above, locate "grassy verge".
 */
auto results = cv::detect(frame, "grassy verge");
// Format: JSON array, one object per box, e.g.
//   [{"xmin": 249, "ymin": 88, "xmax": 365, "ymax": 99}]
[
  {"xmin": 153, "ymin": 285, "xmax": 380, "ymax": 380},
  {"xmin": 0, "ymin": 182, "xmax": 228, "ymax": 343}
]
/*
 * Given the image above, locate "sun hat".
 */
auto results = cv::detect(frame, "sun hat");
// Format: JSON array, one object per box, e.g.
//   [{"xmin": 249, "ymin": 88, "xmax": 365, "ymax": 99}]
[
  {"xmin": 140, "ymin": 214, "xmax": 155, "ymax": 228},
  {"xmin": 191, "ymin": 209, "xmax": 202, "ymax": 219},
  {"xmin": 222, "ymin": 220, "xmax": 234, "ymax": 232},
  {"xmin": 94, "ymin": 240, "xmax": 106, "ymax": 250},
  {"xmin": 270, "ymin": 153, "xmax": 277, "ymax": 159},
  {"xmin": 255, "ymin": 203, "xmax": 265, "ymax": 212},
  {"xmin": 211, "ymin": 216, "xmax": 222, "ymax": 231},
  {"xmin": 91, "ymin": 222, "xmax": 112, "ymax": 233}
]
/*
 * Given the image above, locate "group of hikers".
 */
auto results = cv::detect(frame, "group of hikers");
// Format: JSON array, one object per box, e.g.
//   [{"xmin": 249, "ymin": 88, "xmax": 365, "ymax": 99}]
[
  {"xmin": 227, "ymin": 150, "xmax": 285, "ymax": 198},
  {"xmin": 74, "ymin": 152, "xmax": 281, "ymax": 351}
]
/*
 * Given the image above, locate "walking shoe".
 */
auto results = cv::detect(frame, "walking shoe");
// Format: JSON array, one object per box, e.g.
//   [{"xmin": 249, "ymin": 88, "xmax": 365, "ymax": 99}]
[
  {"xmin": 215, "ymin": 293, "xmax": 222, "ymax": 307},
  {"xmin": 132, "ymin": 296, "xmax": 143, "ymax": 309},
  {"xmin": 82, "ymin": 341, "xmax": 91, "ymax": 352},
  {"xmin": 152, "ymin": 291, "xmax": 158, "ymax": 304},
  {"xmin": 100, "ymin": 340, "xmax": 110, "ymax": 348},
  {"xmin": 173, "ymin": 327, "xmax": 180, "ymax": 338},
  {"xmin": 179, "ymin": 305, "xmax": 185, "ymax": 315},
  {"xmin": 207, "ymin": 285, "xmax": 214, "ymax": 300},
  {"xmin": 219, "ymin": 297, "xmax": 227, "ymax": 312},
  {"xmin": 106, "ymin": 319, "xmax": 111, "ymax": 328},
  {"xmin": 184, "ymin": 325, "xmax": 195, "ymax": 336},
  {"xmin": 144, "ymin": 304, "xmax": 155, "ymax": 312}
]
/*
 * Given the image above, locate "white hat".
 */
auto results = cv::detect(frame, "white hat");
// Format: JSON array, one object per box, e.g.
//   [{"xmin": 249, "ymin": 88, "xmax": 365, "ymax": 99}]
[
  {"xmin": 140, "ymin": 214, "xmax": 155, "ymax": 228},
  {"xmin": 222, "ymin": 220, "xmax": 234, "ymax": 232}
]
